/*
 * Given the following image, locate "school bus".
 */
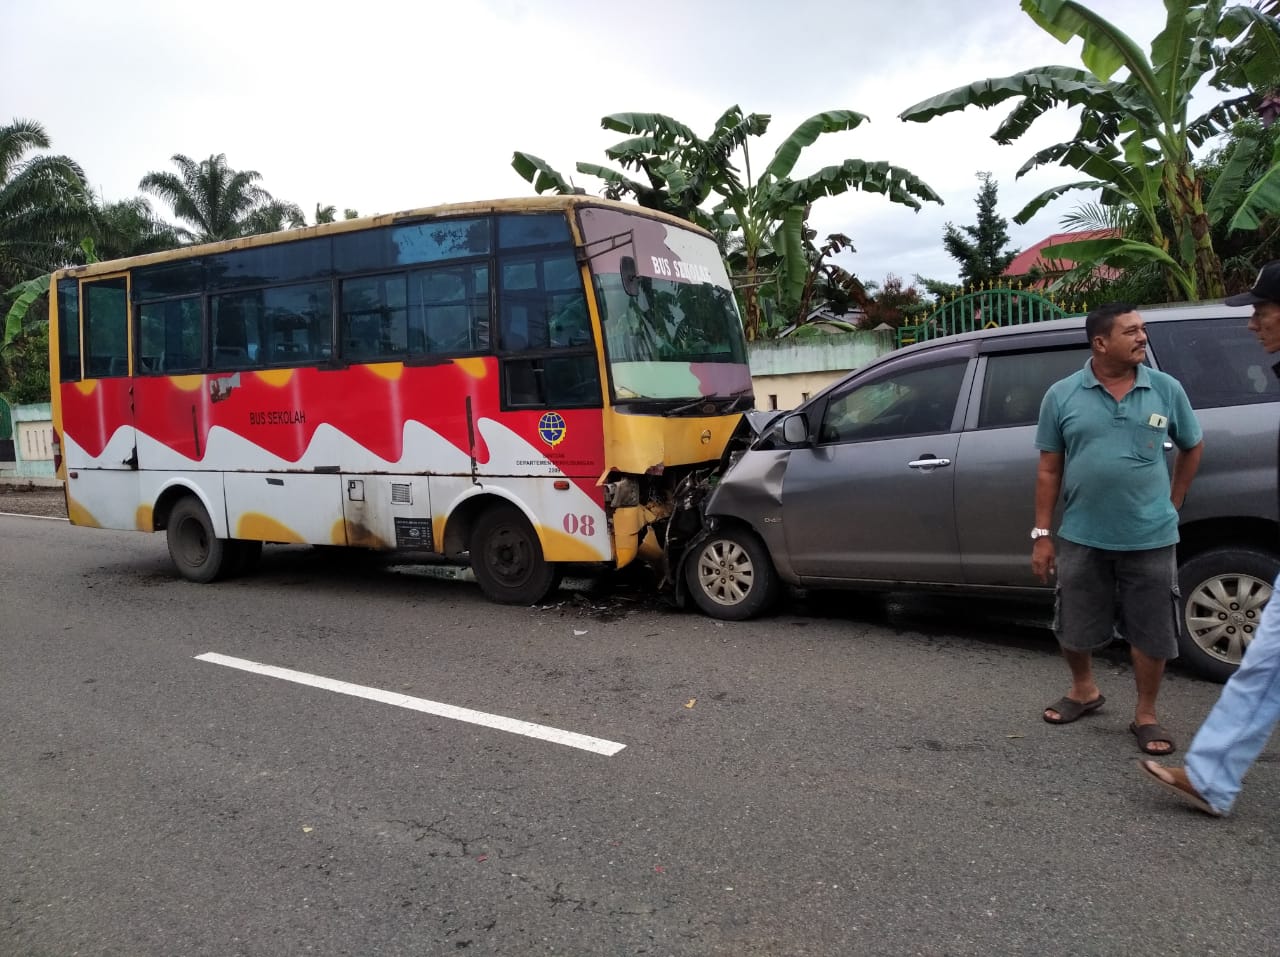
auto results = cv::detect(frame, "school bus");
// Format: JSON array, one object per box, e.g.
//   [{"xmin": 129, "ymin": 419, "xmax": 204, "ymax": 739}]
[{"xmin": 49, "ymin": 196, "xmax": 753, "ymax": 604}]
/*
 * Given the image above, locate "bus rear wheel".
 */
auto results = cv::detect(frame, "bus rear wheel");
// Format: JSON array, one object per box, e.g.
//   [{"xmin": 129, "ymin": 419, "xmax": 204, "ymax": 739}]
[
  {"xmin": 470, "ymin": 504, "xmax": 561, "ymax": 605},
  {"xmin": 167, "ymin": 496, "xmax": 231, "ymax": 584}
]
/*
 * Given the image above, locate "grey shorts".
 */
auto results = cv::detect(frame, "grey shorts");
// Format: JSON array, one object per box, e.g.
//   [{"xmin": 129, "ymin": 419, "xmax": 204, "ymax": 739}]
[{"xmin": 1053, "ymin": 539, "xmax": 1180, "ymax": 660}]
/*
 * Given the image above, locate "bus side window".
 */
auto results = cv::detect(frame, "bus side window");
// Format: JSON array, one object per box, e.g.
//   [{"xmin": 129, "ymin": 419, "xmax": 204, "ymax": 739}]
[
  {"xmin": 211, "ymin": 295, "xmax": 259, "ymax": 370},
  {"xmin": 139, "ymin": 297, "xmax": 202, "ymax": 374},
  {"xmin": 498, "ymin": 253, "xmax": 583, "ymax": 353},
  {"xmin": 409, "ymin": 262, "xmax": 489, "ymax": 355},
  {"xmin": 82, "ymin": 277, "xmax": 128, "ymax": 378},
  {"xmin": 56, "ymin": 278, "xmax": 82, "ymax": 382},
  {"xmin": 341, "ymin": 274, "xmax": 409, "ymax": 362}
]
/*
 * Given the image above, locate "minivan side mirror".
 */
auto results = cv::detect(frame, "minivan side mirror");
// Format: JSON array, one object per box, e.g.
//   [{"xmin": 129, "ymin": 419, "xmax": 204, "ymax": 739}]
[{"xmin": 782, "ymin": 413, "xmax": 809, "ymax": 445}]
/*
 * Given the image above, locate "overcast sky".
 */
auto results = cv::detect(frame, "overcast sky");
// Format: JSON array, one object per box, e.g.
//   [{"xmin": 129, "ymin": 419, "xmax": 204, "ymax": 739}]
[{"xmin": 2, "ymin": 0, "xmax": 1217, "ymax": 288}]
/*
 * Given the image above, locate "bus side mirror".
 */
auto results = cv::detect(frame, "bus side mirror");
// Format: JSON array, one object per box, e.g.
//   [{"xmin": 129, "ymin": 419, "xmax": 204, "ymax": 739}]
[
  {"xmin": 619, "ymin": 256, "xmax": 639, "ymax": 297},
  {"xmin": 782, "ymin": 413, "xmax": 809, "ymax": 445}
]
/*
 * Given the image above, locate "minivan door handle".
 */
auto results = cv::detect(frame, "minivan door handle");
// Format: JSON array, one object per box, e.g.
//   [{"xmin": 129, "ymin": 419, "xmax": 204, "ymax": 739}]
[{"xmin": 908, "ymin": 457, "xmax": 952, "ymax": 471}]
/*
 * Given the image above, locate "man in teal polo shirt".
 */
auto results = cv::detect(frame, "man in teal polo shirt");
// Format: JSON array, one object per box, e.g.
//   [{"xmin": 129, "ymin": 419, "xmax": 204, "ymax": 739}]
[{"xmin": 1032, "ymin": 302, "xmax": 1204, "ymax": 755}]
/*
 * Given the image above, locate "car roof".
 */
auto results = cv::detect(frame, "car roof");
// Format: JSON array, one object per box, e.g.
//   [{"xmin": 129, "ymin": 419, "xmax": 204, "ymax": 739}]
[
  {"xmin": 798, "ymin": 300, "xmax": 1256, "ymax": 409},
  {"xmin": 894, "ymin": 299, "xmax": 1254, "ymax": 358}
]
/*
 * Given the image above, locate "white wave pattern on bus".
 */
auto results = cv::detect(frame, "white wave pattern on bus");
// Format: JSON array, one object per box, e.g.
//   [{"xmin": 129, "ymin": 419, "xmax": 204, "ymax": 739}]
[{"xmin": 62, "ymin": 418, "xmax": 610, "ymax": 560}]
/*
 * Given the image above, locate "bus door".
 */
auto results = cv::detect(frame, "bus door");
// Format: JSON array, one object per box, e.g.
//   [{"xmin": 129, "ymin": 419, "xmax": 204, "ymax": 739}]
[
  {"xmin": 493, "ymin": 227, "xmax": 607, "ymax": 560},
  {"xmin": 65, "ymin": 274, "xmax": 141, "ymax": 528}
]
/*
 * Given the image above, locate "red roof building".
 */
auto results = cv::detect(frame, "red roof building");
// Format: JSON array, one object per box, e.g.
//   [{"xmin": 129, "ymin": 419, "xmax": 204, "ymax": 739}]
[{"xmin": 1003, "ymin": 228, "xmax": 1121, "ymax": 287}]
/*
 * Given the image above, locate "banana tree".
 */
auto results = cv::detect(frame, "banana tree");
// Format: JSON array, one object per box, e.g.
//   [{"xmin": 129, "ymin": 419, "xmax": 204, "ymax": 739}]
[
  {"xmin": 514, "ymin": 107, "xmax": 939, "ymax": 339},
  {"xmin": 900, "ymin": 0, "xmax": 1280, "ymax": 302},
  {"xmin": 513, "ymin": 106, "xmax": 768, "ymax": 233},
  {"xmin": 710, "ymin": 110, "xmax": 940, "ymax": 338}
]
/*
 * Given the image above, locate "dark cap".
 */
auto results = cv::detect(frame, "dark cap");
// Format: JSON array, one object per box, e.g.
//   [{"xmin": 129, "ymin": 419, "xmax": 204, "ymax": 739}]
[{"xmin": 1226, "ymin": 260, "xmax": 1280, "ymax": 306}]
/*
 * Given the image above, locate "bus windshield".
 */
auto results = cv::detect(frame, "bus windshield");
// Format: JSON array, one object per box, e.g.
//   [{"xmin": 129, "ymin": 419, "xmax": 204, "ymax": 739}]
[{"xmin": 578, "ymin": 207, "xmax": 751, "ymax": 408}]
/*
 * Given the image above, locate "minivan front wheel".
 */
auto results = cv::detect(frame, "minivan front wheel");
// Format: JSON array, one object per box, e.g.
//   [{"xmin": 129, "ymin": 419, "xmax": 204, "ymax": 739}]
[
  {"xmin": 1177, "ymin": 548, "xmax": 1280, "ymax": 683},
  {"xmin": 684, "ymin": 525, "xmax": 779, "ymax": 621}
]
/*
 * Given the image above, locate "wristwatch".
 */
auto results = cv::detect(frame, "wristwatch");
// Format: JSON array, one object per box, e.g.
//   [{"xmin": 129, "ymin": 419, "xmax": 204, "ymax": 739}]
[{"xmin": 1030, "ymin": 527, "xmax": 1052, "ymax": 540}]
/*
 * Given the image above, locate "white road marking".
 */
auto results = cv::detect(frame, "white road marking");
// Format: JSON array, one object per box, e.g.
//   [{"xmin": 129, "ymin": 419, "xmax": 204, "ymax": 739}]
[
  {"xmin": 195, "ymin": 652, "xmax": 626, "ymax": 756},
  {"xmin": 0, "ymin": 512, "xmax": 67, "ymax": 521}
]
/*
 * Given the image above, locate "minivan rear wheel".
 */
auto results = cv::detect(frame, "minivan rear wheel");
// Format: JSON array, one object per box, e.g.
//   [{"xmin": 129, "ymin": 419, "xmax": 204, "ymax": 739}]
[
  {"xmin": 684, "ymin": 525, "xmax": 780, "ymax": 621},
  {"xmin": 1177, "ymin": 548, "xmax": 1280, "ymax": 683}
]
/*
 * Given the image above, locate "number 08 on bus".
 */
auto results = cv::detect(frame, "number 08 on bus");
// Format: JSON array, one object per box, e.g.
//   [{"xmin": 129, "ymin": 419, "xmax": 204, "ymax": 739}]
[{"xmin": 49, "ymin": 196, "xmax": 753, "ymax": 604}]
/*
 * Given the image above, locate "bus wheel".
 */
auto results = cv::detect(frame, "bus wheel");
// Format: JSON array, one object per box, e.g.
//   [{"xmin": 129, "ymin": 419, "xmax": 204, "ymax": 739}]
[
  {"xmin": 470, "ymin": 504, "xmax": 561, "ymax": 605},
  {"xmin": 166, "ymin": 497, "xmax": 231, "ymax": 584}
]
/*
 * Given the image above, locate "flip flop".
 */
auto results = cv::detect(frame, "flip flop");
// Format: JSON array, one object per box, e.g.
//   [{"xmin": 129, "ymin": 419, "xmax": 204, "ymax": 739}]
[
  {"xmin": 1042, "ymin": 694, "xmax": 1105, "ymax": 724},
  {"xmin": 1138, "ymin": 759, "xmax": 1221, "ymax": 817},
  {"xmin": 1130, "ymin": 721, "xmax": 1177, "ymax": 755}
]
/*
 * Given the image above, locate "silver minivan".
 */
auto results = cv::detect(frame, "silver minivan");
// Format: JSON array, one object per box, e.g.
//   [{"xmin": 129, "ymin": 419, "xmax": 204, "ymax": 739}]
[{"xmin": 678, "ymin": 303, "xmax": 1278, "ymax": 682}]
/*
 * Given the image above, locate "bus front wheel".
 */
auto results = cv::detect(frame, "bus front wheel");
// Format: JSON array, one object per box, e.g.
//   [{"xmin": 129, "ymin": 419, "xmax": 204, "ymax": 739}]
[
  {"xmin": 470, "ymin": 504, "xmax": 561, "ymax": 605},
  {"xmin": 167, "ymin": 497, "xmax": 231, "ymax": 584}
]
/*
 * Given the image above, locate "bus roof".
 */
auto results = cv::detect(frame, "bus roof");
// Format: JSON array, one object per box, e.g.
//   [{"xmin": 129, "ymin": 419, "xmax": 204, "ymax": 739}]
[{"xmin": 52, "ymin": 195, "xmax": 713, "ymax": 282}]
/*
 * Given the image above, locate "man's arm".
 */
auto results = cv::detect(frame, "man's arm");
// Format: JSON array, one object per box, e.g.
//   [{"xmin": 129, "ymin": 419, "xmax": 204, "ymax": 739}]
[
  {"xmin": 1170, "ymin": 440, "xmax": 1204, "ymax": 510},
  {"xmin": 1032, "ymin": 450, "xmax": 1064, "ymax": 584}
]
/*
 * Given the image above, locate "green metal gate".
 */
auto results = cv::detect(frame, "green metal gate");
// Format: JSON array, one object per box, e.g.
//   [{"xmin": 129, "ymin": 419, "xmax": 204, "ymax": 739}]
[{"xmin": 898, "ymin": 286, "xmax": 1084, "ymax": 348}]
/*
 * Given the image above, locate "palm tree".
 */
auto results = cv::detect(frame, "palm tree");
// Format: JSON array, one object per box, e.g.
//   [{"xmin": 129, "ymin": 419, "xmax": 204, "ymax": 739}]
[
  {"xmin": 91, "ymin": 195, "xmax": 181, "ymax": 261},
  {"xmin": 899, "ymin": 0, "xmax": 1280, "ymax": 302},
  {"xmin": 311, "ymin": 204, "xmax": 360, "ymax": 226},
  {"xmin": 0, "ymin": 118, "xmax": 94, "ymax": 369},
  {"xmin": 139, "ymin": 153, "xmax": 299, "ymax": 243},
  {"xmin": 515, "ymin": 106, "xmax": 940, "ymax": 339},
  {"xmin": 241, "ymin": 200, "xmax": 306, "ymax": 235},
  {"xmin": 0, "ymin": 118, "xmax": 93, "ymax": 292}
]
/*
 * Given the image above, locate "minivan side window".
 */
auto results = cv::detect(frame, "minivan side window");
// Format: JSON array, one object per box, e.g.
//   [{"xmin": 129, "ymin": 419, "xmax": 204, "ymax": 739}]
[
  {"xmin": 1146, "ymin": 318, "xmax": 1280, "ymax": 408},
  {"xmin": 977, "ymin": 348, "xmax": 1089, "ymax": 429},
  {"xmin": 819, "ymin": 360, "xmax": 967, "ymax": 443}
]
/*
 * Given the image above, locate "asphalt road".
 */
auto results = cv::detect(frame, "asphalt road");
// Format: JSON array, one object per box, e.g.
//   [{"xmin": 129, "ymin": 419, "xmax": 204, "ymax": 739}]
[{"xmin": 2, "ymin": 515, "xmax": 1278, "ymax": 957}]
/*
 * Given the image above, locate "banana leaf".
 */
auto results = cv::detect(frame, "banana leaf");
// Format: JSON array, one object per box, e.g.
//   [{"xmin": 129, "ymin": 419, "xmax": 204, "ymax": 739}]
[
  {"xmin": 510, "ymin": 152, "xmax": 576, "ymax": 195},
  {"xmin": 574, "ymin": 163, "xmax": 654, "ymax": 200},
  {"xmin": 599, "ymin": 112, "xmax": 697, "ymax": 149},
  {"xmin": 1020, "ymin": 0, "xmax": 1164, "ymax": 105},
  {"xmin": 1228, "ymin": 150, "xmax": 1280, "ymax": 232},
  {"xmin": 779, "ymin": 159, "xmax": 942, "ymax": 212},
  {"xmin": 1188, "ymin": 94, "xmax": 1257, "ymax": 147},
  {"xmin": 775, "ymin": 206, "xmax": 809, "ymax": 309},
  {"xmin": 1041, "ymin": 236, "xmax": 1195, "ymax": 298},
  {"xmin": 1206, "ymin": 126, "xmax": 1261, "ymax": 227},
  {"xmin": 603, "ymin": 136, "xmax": 659, "ymax": 165},
  {"xmin": 1148, "ymin": 0, "xmax": 1205, "ymax": 109},
  {"xmin": 1012, "ymin": 180, "xmax": 1104, "ymax": 224},
  {"xmin": 3, "ymin": 273, "xmax": 50, "ymax": 350},
  {"xmin": 763, "ymin": 110, "xmax": 869, "ymax": 182},
  {"xmin": 900, "ymin": 66, "xmax": 1111, "ymax": 125},
  {"xmin": 1215, "ymin": 6, "xmax": 1280, "ymax": 91}
]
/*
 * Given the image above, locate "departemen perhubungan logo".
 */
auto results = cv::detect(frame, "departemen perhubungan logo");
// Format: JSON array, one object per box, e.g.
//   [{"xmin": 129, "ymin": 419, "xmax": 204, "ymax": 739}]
[{"xmin": 538, "ymin": 411, "xmax": 567, "ymax": 448}]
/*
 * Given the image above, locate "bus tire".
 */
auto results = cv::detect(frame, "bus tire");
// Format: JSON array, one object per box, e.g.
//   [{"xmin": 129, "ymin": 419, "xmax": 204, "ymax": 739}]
[
  {"xmin": 166, "ymin": 496, "xmax": 231, "ymax": 584},
  {"xmin": 470, "ymin": 504, "xmax": 561, "ymax": 605}
]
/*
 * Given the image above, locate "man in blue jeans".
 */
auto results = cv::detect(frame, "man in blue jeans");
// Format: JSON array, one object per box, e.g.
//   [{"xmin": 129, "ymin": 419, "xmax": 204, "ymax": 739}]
[{"xmin": 1142, "ymin": 260, "xmax": 1280, "ymax": 816}]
